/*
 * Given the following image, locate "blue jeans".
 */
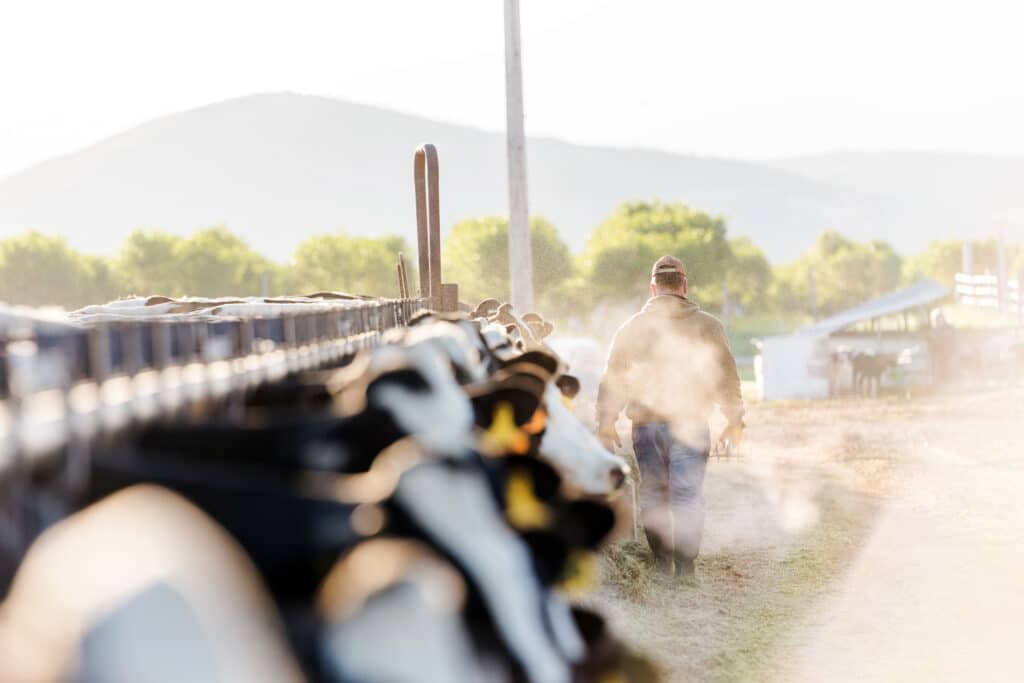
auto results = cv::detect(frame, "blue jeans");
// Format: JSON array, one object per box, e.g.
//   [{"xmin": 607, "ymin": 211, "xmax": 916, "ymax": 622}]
[{"xmin": 632, "ymin": 422, "xmax": 709, "ymax": 561}]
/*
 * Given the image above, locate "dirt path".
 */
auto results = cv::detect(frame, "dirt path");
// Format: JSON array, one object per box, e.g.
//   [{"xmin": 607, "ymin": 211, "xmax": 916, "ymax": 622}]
[
  {"xmin": 783, "ymin": 388, "xmax": 1024, "ymax": 682},
  {"xmin": 588, "ymin": 389, "xmax": 1023, "ymax": 681}
]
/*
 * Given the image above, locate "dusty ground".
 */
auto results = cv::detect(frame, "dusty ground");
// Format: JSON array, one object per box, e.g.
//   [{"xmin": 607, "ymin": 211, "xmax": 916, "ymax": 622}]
[{"xmin": 586, "ymin": 387, "xmax": 1024, "ymax": 682}]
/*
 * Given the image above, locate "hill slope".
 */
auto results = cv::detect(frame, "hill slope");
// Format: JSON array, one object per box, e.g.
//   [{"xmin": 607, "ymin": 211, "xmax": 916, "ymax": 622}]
[
  {"xmin": 769, "ymin": 150, "xmax": 1024, "ymax": 240},
  {"xmin": 1, "ymin": 93, "xmax": 1020, "ymax": 262}
]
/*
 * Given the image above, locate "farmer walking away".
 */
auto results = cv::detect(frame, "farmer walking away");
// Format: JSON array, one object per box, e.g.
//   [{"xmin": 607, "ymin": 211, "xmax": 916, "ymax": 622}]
[{"xmin": 597, "ymin": 255, "xmax": 745, "ymax": 577}]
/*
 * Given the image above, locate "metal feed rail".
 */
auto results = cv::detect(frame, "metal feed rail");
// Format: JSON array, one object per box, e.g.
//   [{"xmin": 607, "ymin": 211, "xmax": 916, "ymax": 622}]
[
  {"xmin": 0, "ymin": 298, "xmax": 425, "ymax": 471},
  {"xmin": 0, "ymin": 141, "xmax": 461, "ymax": 471}
]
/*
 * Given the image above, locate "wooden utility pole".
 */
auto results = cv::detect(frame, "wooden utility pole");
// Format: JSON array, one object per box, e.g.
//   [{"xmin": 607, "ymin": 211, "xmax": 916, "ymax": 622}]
[
  {"xmin": 1017, "ymin": 268, "xmax": 1023, "ymax": 328},
  {"xmin": 998, "ymin": 232, "xmax": 1007, "ymax": 313},
  {"xmin": 721, "ymin": 277, "xmax": 730, "ymax": 331},
  {"xmin": 504, "ymin": 0, "xmax": 534, "ymax": 312},
  {"xmin": 807, "ymin": 270, "xmax": 817, "ymax": 319}
]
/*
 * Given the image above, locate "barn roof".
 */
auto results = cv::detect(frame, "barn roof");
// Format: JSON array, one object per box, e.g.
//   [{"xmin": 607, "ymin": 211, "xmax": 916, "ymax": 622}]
[{"xmin": 791, "ymin": 278, "xmax": 950, "ymax": 337}]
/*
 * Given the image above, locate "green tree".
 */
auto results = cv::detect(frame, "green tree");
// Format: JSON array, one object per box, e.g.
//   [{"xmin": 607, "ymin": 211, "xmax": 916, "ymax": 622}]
[
  {"xmin": 444, "ymin": 216, "xmax": 572, "ymax": 306},
  {"xmin": 724, "ymin": 236, "xmax": 772, "ymax": 313},
  {"xmin": 173, "ymin": 226, "xmax": 277, "ymax": 297},
  {"xmin": 770, "ymin": 231, "xmax": 903, "ymax": 317},
  {"xmin": 116, "ymin": 229, "xmax": 187, "ymax": 295},
  {"xmin": 291, "ymin": 233, "xmax": 410, "ymax": 297},
  {"xmin": 576, "ymin": 201, "xmax": 732, "ymax": 310},
  {"xmin": 0, "ymin": 232, "xmax": 120, "ymax": 308},
  {"xmin": 904, "ymin": 238, "xmax": 1024, "ymax": 285}
]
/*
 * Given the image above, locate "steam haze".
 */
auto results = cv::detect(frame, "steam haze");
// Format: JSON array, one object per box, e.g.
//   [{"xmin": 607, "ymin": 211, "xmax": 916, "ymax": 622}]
[{"xmin": 1, "ymin": 2, "xmax": 1023, "ymax": 682}]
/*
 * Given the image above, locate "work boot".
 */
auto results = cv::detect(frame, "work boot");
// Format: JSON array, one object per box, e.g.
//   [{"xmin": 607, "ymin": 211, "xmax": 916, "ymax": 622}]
[
  {"xmin": 674, "ymin": 555, "xmax": 696, "ymax": 579},
  {"xmin": 644, "ymin": 528, "xmax": 675, "ymax": 576}
]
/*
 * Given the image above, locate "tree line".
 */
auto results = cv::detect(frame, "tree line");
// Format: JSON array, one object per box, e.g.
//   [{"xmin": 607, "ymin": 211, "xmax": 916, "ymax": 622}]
[
  {"xmin": 445, "ymin": 202, "xmax": 1023, "ymax": 321},
  {"xmin": 2, "ymin": 203, "xmax": 1022, "ymax": 318},
  {"xmin": 0, "ymin": 228, "xmax": 411, "ymax": 309}
]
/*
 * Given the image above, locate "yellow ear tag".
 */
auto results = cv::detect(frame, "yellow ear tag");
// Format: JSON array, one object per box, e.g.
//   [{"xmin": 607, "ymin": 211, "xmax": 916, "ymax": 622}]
[
  {"xmin": 505, "ymin": 470, "xmax": 552, "ymax": 530},
  {"xmin": 483, "ymin": 402, "xmax": 530, "ymax": 455},
  {"xmin": 558, "ymin": 550, "xmax": 599, "ymax": 597},
  {"xmin": 561, "ymin": 394, "xmax": 574, "ymax": 411},
  {"xmin": 522, "ymin": 407, "xmax": 546, "ymax": 435}
]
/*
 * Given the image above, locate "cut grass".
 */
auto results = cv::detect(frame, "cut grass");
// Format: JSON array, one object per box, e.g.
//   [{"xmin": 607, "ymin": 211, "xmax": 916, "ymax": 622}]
[
  {"xmin": 602, "ymin": 541, "xmax": 655, "ymax": 602},
  {"xmin": 584, "ymin": 395, "xmax": 933, "ymax": 681},
  {"xmin": 707, "ymin": 494, "xmax": 875, "ymax": 682},
  {"xmin": 591, "ymin": 489, "xmax": 878, "ymax": 682}
]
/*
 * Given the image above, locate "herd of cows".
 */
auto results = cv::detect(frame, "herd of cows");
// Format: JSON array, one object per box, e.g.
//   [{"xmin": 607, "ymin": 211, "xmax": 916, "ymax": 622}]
[{"xmin": 0, "ymin": 294, "xmax": 657, "ymax": 682}]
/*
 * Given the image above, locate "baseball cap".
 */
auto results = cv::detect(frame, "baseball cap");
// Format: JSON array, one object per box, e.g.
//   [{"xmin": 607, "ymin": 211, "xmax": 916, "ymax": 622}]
[{"xmin": 651, "ymin": 255, "xmax": 686, "ymax": 277}]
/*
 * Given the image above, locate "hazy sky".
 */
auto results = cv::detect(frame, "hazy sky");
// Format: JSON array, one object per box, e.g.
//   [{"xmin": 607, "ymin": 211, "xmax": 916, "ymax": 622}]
[{"xmin": 2, "ymin": 0, "xmax": 1022, "ymax": 179}]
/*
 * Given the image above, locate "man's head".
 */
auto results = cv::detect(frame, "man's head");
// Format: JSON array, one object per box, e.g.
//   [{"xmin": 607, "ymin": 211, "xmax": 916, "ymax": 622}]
[{"xmin": 650, "ymin": 255, "xmax": 688, "ymax": 297}]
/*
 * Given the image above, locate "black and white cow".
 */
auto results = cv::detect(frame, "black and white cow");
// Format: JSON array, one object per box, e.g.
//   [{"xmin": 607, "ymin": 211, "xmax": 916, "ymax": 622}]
[
  {"xmin": 3, "ymin": 298, "xmax": 651, "ymax": 683},
  {"xmin": 116, "ymin": 340, "xmax": 605, "ymax": 681},
  {"xmin": 404, "ymin": 312, "xmax": 630, "ymax": 497}
]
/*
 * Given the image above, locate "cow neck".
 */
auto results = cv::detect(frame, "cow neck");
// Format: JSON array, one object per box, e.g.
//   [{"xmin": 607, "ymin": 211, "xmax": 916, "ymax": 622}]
[{"xmin": 328, "ymin": 407, "xmax": 407, "ymax": 472}]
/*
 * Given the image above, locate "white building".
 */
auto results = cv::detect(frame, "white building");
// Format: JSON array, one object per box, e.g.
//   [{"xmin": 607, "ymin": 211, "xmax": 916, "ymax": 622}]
[{"xmin": 755, "ymin": 279, "xmax": 950, "ymax": 400}]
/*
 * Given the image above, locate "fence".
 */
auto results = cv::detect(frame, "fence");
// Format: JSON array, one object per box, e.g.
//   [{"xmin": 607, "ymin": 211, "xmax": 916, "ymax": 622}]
[
  {"xmin": 0, "ymin": 144, "xmax": 465, "ymax": 580},
  {"xmin": 953, "ymin": 272, "xmax": 1021, "ymax": 310},
  {"xmin": 0, "ymin": 298, "xmax": 424, "ymax": 463}
]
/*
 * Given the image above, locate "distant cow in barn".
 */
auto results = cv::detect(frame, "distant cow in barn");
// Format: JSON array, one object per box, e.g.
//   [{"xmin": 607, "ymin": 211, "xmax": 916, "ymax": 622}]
[{"xmin": 851, "ymin": 352, "xmax": 898, "ymax": 397}]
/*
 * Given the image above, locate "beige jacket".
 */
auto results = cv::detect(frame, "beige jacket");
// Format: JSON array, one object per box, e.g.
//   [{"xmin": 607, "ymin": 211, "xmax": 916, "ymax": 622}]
[{"xmin": 597, "ymin": 295, "xmax": 744, "ymax": 428}]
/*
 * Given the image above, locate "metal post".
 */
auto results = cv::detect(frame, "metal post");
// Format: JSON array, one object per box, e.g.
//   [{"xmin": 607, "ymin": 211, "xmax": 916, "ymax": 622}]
[
  {"xmin": 414, "ymin": 148, "xmax": 430, "ymax": 299},
  {"xmin": 504, "ymin": 0, "xmax": 534, "ymax": 312},
  {"xmin": 440, "ymin": 283, "xmax": 459, "ymax": 313},
  {"xmin": 397, "ymin": 253, "xmax": 410, "ymax": 300},
  {"xmin": 427, "ymin": 150, "xmax": 442, "ymax": 308},
  {"xmin": 413, "ymin": 144, "xmax": 442, "ymax": 308}
]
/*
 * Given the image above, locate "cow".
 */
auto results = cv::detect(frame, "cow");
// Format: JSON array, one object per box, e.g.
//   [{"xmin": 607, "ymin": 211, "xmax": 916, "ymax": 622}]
[
  {"xmin": 131, "ymin": 337, "xmax": 622, "ymax": 677},
  {"xmin": 851, "ymin": 351, "xmax": 898, "ymax": 397},
  {"xmin": 2, "ymin": 299, "xmax": 652, "ymax": 682}
]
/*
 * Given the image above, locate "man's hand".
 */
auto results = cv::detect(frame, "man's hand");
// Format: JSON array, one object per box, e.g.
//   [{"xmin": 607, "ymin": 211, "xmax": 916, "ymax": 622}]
[
  {"xmin": 717, "ymin": 423, "xmax": 744, "ymax": 452},
  {"xmin": 598, "ymin": 423, "xmax": 622, "ymax": 452}
]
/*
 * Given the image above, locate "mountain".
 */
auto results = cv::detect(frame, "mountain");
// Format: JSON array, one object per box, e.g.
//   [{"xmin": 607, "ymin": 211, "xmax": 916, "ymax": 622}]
[
  {"xmin": 1, "ymin": 93, "xmax": 1021, "ymax": 263},
  {"xmin": 768, "ymin": 151, "xmax": 1024, "ymax": 241}
]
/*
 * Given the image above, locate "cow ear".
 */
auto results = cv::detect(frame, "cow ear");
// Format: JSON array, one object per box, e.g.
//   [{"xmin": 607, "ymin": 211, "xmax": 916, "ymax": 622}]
[
  {"xmin": 469, "ymin": 386, "xmax": 541, "ymax": 430},
  {"xmin": 512, "ymin": 350, "xmax": 559, "ymax": 375},
  {"xmin": 555, "ymin": 374, "xmax": 581, "ymax": 399},
  {"xmin": 466, "ymin": 371, "xmax": 545, "ymax": 428},
  {"xmin": 496, "ymin": 362, "xmax": 552, "ymax": 387}
]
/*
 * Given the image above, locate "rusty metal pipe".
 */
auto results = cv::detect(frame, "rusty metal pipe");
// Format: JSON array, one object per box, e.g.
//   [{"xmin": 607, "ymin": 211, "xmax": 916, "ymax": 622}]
[
  {"xmin": 397, "ymin": 252, "xmax": 410, "ymax": 300},
  {"xmin": 425, "ymin": 145, "xmax": 442, "ymax": 309},
  {"xmin": 413, "ymin": 144, "xmax": 442, "ymax": 307},
  {"xmin": 413, "ymin": 147, "xmax": 429, "ymax": 300}
]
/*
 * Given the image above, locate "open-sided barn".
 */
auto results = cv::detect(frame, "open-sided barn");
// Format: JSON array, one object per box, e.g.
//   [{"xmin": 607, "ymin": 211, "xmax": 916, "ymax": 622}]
[{"xmin": 755, "ymin": 279, "xmax": 950, "ymax": 400}]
